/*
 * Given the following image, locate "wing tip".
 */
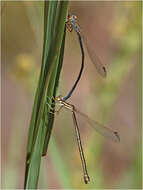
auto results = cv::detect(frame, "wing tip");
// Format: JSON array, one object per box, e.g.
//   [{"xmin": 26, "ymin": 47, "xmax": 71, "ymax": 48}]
[
  {"xmin": 102, "ymin": 66, "xmax": 107, "ymax": 78},
  {"xmin": 114, "ymin": 131, "xmax": 120, "ymax": 142}
]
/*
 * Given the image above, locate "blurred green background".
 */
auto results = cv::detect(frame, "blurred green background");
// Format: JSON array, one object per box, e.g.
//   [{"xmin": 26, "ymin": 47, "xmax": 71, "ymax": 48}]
[{"xmin": 2, "ymin": 1, "xmax": 142, "ymax": 189}]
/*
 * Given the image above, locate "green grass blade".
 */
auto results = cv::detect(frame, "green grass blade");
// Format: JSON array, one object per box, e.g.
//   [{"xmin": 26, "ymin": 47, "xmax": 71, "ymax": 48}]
[
  {"xmin": 42, "ymin": 27, "xmax": 66, "ymax": 156},
  {"xmin": 25, "ymin": 0, "xmax": 58, "ymax": 165},
  {"xmin": 24, "ymin": 2, "xmax": 58, "ymax": 185},
  {"xmin": 24, "ymin": 1, "xmax": 69, "ymax": 188}
]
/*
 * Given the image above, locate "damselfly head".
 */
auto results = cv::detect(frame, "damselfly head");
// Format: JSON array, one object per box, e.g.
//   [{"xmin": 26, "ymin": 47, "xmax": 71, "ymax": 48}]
[
  {"xmin": 67, "ymin": 14, "xmax": 77, "ymax": 22},
  {"xmin": 72, "ymin": 14, "xmax": 77, "ymax": 20},
  {"xmin": 71, "ymin": 15, "xmax": 77, "ymax": 23},
  {"xmin": 55, "ymin": 95, "xmax": 62, "ymax": 102}
]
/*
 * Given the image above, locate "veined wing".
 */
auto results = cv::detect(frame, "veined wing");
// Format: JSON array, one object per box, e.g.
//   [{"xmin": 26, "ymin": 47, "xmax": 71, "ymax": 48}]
[
  {"xmin": 68, "ymin": 14, "xmax": 107, "ymax": 78},
  {"xmin": 75, "ymin": 107, "xmax": 120, "ymax": 143},
  {"xmin": 88, "ymin": 50, "xmax": 107, "ymax": 78},
  {"xmin": 81, "ymin": 31, "xmax": 107, "ymax": 78}
]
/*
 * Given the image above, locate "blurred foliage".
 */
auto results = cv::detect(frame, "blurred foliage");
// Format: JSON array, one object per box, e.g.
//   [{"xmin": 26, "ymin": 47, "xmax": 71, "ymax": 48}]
[
  {"xmin": 11, "ymin": 54, "xmax": 39, "ymax": 93},
  {"xmin": 2, "ymin": 1, "xmax": 142, "ymax": 189}
]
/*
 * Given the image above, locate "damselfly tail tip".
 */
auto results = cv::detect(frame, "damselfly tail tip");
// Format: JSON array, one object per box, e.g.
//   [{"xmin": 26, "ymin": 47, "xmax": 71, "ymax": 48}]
[
  {"xmin": 84, "ymin": 174, "xmax": 90, "ymax": 184},
  {"xmin": 114, "ymin": 131, "xmax": 120, "ymax": 142}
]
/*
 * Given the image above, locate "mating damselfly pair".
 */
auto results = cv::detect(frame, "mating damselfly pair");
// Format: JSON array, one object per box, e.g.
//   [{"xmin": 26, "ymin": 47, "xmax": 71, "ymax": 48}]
[{"xmin": 47, "ymin": 14, "xmax": 120, "ymax": 184}]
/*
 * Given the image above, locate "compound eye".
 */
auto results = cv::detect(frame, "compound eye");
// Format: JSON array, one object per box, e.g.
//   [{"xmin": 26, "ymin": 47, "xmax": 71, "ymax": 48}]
[
  {"xmin": 56, "ymin": 96, "xmax": 60, "ymax": 101},
  {"xmin": 73, "ymin": 15, "xmax": 77, "ymax": 20}
]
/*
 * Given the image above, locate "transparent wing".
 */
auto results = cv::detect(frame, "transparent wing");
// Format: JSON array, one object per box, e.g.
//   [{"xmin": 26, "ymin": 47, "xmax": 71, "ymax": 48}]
[
  {"xmin": 81, "ymin": 31, "xmax": 107, "ymax": 78},
  {"xmin": 88, "ymin": 50, "xmax": 107, "ymax": 78},
  {"xmin": 69, "ymin": 14, "xmax": 107, "ymax": 78},
  {"xmin": 75, "ymin": 107, "xmax": 120, "ymax": 143}
]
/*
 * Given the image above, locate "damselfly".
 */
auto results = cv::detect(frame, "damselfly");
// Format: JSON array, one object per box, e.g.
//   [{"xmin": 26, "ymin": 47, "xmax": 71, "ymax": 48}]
[
  {"xmin": 62, "ymin": 14, "xmax": 107, "ymax": 101},
  {"xmin": 50, "ymin": 95, "xmax": 120, "ymax": 184}
]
